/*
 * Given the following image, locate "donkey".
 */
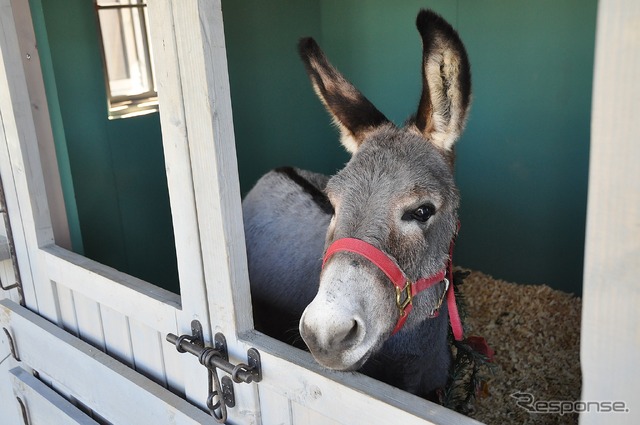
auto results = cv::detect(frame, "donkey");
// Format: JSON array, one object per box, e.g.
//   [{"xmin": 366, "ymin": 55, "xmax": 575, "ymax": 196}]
[{"xmin": 243, "ymin": 9, "xmax": 471, "ymax": 399}]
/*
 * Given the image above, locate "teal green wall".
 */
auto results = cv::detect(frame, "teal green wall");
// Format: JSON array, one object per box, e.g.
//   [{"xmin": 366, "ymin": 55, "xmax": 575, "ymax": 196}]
[
  {"xmin": 223, "ymin": 0, "xmax": 349, "ymax": 192},
  {"xmin": 224, "ymin": 0, "xmax": 597, "ymax": 294},
  {"xmin": 32, "ymin": 0, "xmax": 179, "ymax": 292}
]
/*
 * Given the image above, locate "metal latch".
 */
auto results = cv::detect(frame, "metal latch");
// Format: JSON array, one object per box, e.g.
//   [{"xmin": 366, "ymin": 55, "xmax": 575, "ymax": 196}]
[{"xmin": 166, "ymin": 321, "xmax": 261, "ymax": 423}]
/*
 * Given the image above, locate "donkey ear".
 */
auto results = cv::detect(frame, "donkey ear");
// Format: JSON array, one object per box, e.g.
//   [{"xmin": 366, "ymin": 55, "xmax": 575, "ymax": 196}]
[
  {"xmin": 414, "ymin": 10, "xmax": 472, "ymax": 152},
  {"xmin": 298, "ymin": 38, "xmax": 390, "ymax": 153}
]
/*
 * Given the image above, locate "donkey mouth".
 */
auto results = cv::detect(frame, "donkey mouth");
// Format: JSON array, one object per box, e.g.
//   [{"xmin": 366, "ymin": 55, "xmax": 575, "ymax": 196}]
[{"xmin": 307, "ymin": 343, "xmax": 375, "ymax": 372}]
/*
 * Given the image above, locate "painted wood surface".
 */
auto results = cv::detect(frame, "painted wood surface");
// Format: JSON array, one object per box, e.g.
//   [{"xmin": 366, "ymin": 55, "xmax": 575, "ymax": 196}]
[
  {"xmin": 241, "ymin": 330, "xmax": 480, "ymax": 425},
  {"xmin": 146, "ymin": 0, "xmax": 236, "ymax": 409},
  {"xmin": 0, "ymin": 0, "xmax": 58, "ymax": 321},
  {"xmin": 43, "ymin": 245, "xmax": 180, "ymax": 331},
  {"xmin": 0, "ymin": 0, "xmax": 216, "ymax": 417},
  {"xmin": 580, "ymin": 0, "xmax": 640, "ymax": 424},
  {"xmin": 0, "ymin": 299, "xmax": 212, "ymax": 425},
  {"xmin": 6, "ymin": 0, "xmax": 70, "ymax": 250},
  {"xmin": 10, "ymin": 367, "xmax": 99, "ymax": 425},
  {"xmin": 147, "ymin": 0, "xmax": 255, "ymax": 338}
]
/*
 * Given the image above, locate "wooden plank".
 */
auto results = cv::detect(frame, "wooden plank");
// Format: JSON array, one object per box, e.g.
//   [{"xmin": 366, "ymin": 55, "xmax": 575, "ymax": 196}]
[
  {"xmin": 129, "ymin": 318, "xmax": 168, "ymax": 387},
  {"xmin": 98, "ymin": 304, "xmax": 134, "ymax": 368},
  {"xmin": 145, "ymin": 0, "xmax": 210, "ymax": 329},
  {"xmin": 0, "ymin": 299, "xmax": 212, "ymax": 425},
  {"xmin": 258, "ymin": 388, "xmax": 292, "ymax": 425},
  {"xmin": 10, "ymin": 367, "xmax": 99, "ymax": 425},
  {"xmin": 241, "ymin": 331, "xmax": 480, "ymax": 425},
  {"xmin": 164, "ymin": 1, "xmax": 261, "ymax": 420},
  {"xmin": 145, "ymin": 0, "xmax": 244, "ymax": 412},
  {"xmin": 72, "ymin": 291, "xmax": 106, "ymax": 352},
  {"xmin": 51, "ymin": 281, "xmax": 79, "ymax": 336},
  {"xmin": 160, "ymin": 324, "xmax": 187, "ymax": 396},
  {"xmin": 168, "ymin": 0, "xmax": 253, "ymax": 336},
  {"xmin": 42, "ymin": 245, "xmax": 180, "ymax": 331},
  {"xmin": 0, "ymin": 324, "xmax": 23, "ymax": 425},
  {"xmin": 0, "ymin": 0, "xmax": 58, "ymax": 322},
  {"xmin": 8, "ymin": 0, "xmax": 71, "ymax": 250},
  {"xmin": 581, "ymin": 1, "xmax": 640, "ymax": 424},
  {"xmin": 291, "ymin": 401, "xmax": 342, "ymax": 425}
]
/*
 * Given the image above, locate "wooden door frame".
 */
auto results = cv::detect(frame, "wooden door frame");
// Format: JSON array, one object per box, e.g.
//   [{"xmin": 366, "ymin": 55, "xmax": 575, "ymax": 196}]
[
  {"xmin": 0, "ymin": 0, "xmax": 215, "ymax": 414},
  {"xmin": 580, "ymin": 0, "xmax": 640, "ymax": 423},
  {"xmin": 6, "ymin": 0, "xmax": 639, "ymax": 424}
]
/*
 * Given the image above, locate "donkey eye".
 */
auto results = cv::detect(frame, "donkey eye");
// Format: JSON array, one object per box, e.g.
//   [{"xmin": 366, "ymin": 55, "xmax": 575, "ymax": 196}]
[{"xmin": 403, "ymin": 204, "xmax": 436, "ymax": 223}]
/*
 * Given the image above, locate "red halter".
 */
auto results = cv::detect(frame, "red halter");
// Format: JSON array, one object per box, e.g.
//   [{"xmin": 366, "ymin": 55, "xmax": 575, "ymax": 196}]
[{"xmin": 322, "ymin": 228, "xmax": 463, "ymax": 340}]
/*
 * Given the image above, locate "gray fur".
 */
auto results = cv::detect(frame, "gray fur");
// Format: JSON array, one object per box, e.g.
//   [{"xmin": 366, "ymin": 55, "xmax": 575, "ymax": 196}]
[
  {"xmin": 242, "ymin": 9, "xmax": 471, "ymax": 399},
  {"xmin": 243, "ymin": 168, "xmax": 331, "ymax": 343}
]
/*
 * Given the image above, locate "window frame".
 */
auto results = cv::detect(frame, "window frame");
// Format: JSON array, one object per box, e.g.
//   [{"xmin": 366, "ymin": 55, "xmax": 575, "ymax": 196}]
[{"xmin": 94, "ymin": 0, "xmax": 158, "ymax": 119}]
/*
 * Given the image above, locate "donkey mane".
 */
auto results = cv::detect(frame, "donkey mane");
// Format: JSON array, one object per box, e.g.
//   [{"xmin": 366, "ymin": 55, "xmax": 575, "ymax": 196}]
[
  {"xmin": 274, "ymin": 167, "xmax": 333, "ymax": 215},
  {"xmin": 243, "ymin": 9, "xmax": 472, "ymax": 399}
]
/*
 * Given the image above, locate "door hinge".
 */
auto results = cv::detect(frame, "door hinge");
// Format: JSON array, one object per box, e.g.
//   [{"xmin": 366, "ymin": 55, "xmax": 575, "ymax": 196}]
[
  {"xmin": 166, "ymin": 321, "xmax": 261, "ymax": 423},
  {"xmin": 0, "ymin": 174, "xmax": 24, "ymax": 306},
  {"xmin": 17, "ymin": 397, "xmax": 30, "ymax": 425},
  {"xmin": 3, "ymin": 327, "xmax": 20, "ymax": 361}
]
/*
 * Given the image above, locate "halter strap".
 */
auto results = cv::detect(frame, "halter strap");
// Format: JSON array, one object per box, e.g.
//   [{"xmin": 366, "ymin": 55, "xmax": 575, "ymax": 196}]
[{"xmin": 322, "ymin": 232, "xmax": 463, "ymax": 340}]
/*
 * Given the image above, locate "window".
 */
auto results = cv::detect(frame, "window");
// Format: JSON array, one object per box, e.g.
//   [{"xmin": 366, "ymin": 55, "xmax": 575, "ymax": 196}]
[{"xmin": 95, "ymin": 0, "xmax": 157, "ymax": 119}]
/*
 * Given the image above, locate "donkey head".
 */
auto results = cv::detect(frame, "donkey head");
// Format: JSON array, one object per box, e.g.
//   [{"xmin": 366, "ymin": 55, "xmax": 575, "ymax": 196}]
[{"xmin": 298, "ymin": 10, "xmax": 471, "ymax": 371}]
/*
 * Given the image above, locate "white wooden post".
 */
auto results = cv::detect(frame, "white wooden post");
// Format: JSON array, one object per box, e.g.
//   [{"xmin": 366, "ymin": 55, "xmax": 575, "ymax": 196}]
[
  {"xmin": 0, "ymin": 0, "xmax": 59, "ymax": 321},
  {"xmin": 146, "ymin": 0, "xmax": 258, "ymax": 420},
  {"xmin": 7, "ymin": 0, "xmax": 71, "ymax": 250},
  {"xmin": 581, "ymin": 0, "xmax": 640, "ymax": 423},
  {"xmin": 147, "ymin": 0, "xmax": 253, "ymax": 338}
]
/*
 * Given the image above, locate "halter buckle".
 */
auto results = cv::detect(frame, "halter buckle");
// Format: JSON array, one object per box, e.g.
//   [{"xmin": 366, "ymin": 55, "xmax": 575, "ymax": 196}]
[{"xmin": 395, "ymin": 281, "xmax": 413, "ymax": 317}]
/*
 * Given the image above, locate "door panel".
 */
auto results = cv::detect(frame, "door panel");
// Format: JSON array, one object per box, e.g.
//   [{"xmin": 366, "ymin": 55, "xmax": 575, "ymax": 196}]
[
  {"xmin": 10, "ymin": 367, "xmax": 99, "ymax": 425},
  {"xmin": 42, "ymin": 246, "xmax": 181, "ymax": 331},
  {"xmin": 43, "ymin": 246, "xmax": 185, "ymax": 391},
  {"xmin": 0, "ymin": 0, "xmax": 58, "ymax": 322},
  {"xmin": 1, "ymin": 299, "xmax": 211, "ymax": 425},
  {"xmin": 99, "ymin": 304, "xmax": 135, "ymax": 368}
]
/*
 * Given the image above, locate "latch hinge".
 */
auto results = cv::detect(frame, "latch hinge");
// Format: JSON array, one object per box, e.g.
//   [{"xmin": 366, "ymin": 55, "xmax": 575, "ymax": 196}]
[
  {"xmin": 166, "ymin": 321, "xmax": 261, "ymax": 423},
  {"xmin": 0, "ymin": 174, "xmax": 25, "ymax": 306}
]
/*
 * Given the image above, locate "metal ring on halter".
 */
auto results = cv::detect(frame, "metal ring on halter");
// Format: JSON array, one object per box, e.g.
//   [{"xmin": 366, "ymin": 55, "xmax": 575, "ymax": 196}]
[{"xmin": 427, "ymin": 278, "xmax": 450, "ymax": 318}]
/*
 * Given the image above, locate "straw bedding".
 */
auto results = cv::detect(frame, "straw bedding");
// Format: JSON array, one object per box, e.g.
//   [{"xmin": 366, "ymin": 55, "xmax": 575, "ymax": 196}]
[{"xmin": 458, "ymin": 269, "xmax": 582, "ymax": 425}]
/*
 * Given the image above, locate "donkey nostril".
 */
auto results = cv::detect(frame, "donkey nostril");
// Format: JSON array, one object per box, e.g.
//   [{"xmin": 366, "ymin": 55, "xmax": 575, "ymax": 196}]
[
  {"xmin": 344, "ymin": 320, "xmax": 358, "ymax": 342},
  {"xmin": 300, "ymin": 304, "xmax": 365, "ymax": 354},
  {"xmin": 334, "ymin": 318, "xmax": 361, "ymax": 349}
]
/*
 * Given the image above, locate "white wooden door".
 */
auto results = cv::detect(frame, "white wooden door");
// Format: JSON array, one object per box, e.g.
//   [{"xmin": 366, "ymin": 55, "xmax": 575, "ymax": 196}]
[
  {"xmin": 0, "ymin": 0, "xmax": 478, "ymax": 424},
  {"xmin": 0, "ymin": 0, "xmax": 217, "ymax": 421}
]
